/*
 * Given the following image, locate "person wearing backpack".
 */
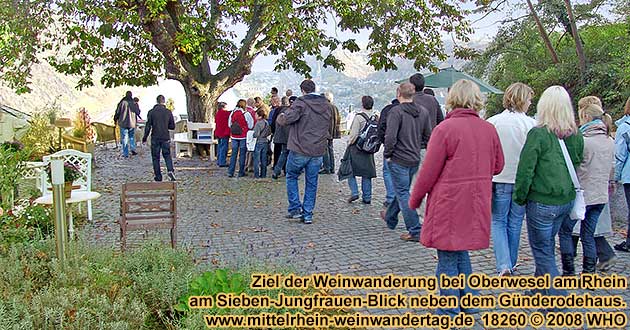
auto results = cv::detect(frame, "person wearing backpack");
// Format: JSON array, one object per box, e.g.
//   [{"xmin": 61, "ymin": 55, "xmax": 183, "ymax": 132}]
[
  {"xmin": 345, "ymin": 96, "xmax": 377, "ymax": 204},
  {"xmin": 228, "ymin": 99, "xmax": 254, "ymax": 177}
]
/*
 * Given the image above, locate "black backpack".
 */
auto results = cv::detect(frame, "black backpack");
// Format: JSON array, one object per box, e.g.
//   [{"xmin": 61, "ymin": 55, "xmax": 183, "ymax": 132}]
[{"xmin": 354, "ymin": 112, "xmax": 381, "ymax": 154}]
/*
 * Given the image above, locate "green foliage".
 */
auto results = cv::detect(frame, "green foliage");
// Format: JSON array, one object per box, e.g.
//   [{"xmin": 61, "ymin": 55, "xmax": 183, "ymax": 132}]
[
  {"xmin": 1, "ymin": 0, "xmax": 472, "ymax": 120},
  {"xmin": 0, "ymin": 240, "xmax": 197, "ymax": 329},
  {"xmin": 174, "ymin": 269, "xmax": 245, "ymax": 312},
  {"xmin": 0, "ymin": 142, "xmax": 31, "ymax": 209},
  {"xmin": 20, "ymin": 104, "xmax": 61, "ymax": 159},
  {"xmin": 166, "ymin": 98, "xmax": 176, "ymax": 111},
  {"xmin": 0, "ymin": 200, "xmax": 53, "ymax": 248},
  {"xmin": 468, "ymin": 21, "xmax": 630, "ymax": 119}
]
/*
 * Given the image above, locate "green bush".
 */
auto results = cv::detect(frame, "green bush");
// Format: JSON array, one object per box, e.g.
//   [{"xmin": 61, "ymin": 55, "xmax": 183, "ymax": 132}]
[
  {"xmin": 0, "ymin": 200, "xmax": 53, "ymax": 248},
  {"xmin": 0, "ymin": 142, "xmax": 31, "ymax": 209},
  {"xmin": 0, "ymin": 240, "xmax": 197, "ymax": 329}
]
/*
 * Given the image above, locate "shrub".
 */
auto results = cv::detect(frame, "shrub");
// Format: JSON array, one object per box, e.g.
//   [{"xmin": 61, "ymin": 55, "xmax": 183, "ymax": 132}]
[
  {"xmin": 0, "ymin": 200, "xmax": 53, "ymax": 249},
  {"xmin": 0, "ymin": 240, "xmax": 197, "ymax": 329},
  {"xmin": 0, "ymin": 142, "xmax": 31, "ymax": 209},
  {"xmin": 20, "ymin": 103, "xmax": 62, "ymax": 160}
]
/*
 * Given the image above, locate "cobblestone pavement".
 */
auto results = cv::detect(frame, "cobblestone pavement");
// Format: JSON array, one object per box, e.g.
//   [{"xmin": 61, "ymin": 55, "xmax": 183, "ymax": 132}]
[{"xmin": 83, "ymin": 139, "xmax": 630, "ymax": 328}]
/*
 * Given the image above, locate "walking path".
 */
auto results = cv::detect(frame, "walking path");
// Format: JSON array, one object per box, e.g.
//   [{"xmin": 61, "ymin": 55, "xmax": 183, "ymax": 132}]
[{"xmin": 83, "ymin": 139, "xmax": 630, "ymax": 327}]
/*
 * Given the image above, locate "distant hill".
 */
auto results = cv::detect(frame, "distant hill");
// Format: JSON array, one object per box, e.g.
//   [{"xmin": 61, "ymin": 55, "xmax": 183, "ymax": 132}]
[
  {"xmin": 1, "ymin": 40, "xmax": 486, "ymax": 120},
  {"xmin": 0, "ymin": 61, "xmax": 168, "ymax": 123}
]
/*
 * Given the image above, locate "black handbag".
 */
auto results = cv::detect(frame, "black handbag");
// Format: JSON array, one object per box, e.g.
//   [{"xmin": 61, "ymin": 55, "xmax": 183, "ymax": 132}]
[{"xmin": 337, "ymin": 147, "xmax": 353, "ymax": 181}]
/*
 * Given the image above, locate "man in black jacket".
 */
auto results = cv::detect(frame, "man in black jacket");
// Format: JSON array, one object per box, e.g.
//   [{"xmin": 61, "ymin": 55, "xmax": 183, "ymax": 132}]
[
  {"xmin": 382, "ymin": 83, "xmax": 431, "ymax": 241},
  {"xmin": 410, "ymin": 73, "xmax": 443, "ymax": 149},
  {"xmin": 143, "ymin": 95, "xmax": 176, "ymax": 182},
  {"xmin": 376, "ymin": 98, "xmax": 399, "ymax": 208}
]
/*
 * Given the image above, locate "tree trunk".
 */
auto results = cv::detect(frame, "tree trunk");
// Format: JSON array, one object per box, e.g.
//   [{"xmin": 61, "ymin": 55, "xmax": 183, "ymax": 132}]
[
  {"xmin": 181, "ymin": 80, "xmax": 225, "ymax": 123},
  {"xmin": 562, "ymin": 0, "xmax": 587, "ymax": 77},
  {"xmin": 526, "ymin": 0, "xmax": 560, "ymax": 64}
]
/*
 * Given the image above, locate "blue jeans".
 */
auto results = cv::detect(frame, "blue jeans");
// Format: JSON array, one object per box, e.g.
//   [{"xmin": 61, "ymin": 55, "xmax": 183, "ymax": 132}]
[
  {"xmin": 559, "ymin": 203, "xmax": 605, "ymax": 259},
  {"xmin": 228, "ymin": 139, "xmax": 247, "ymax": 176},
  {"xmin": 491, "ymin": 183, "xmax": 526, "ymax": 273},
  {"xmin": 120, "ymin": 127, "xmax": 136, "ymax": 157},
  {"xmin": 348, "ymin": 176, "xmax": 372, "ymax": 202},
  {"xmin": 286, "ymin": 151, "xmax": 322, "ymax": 220},
  {"xmin": 436, "ymin": 250, "xmax": 478, "ymax": 316},
  {"xmin": 382, "ymin": 159, "xmax": 395, "ymax": 205},
  {"xmin": 624, "ymin": 184, "xmax": 630, "ymax": 244},
  {"xmin": 273, "ymin": 144, "xmax": 288, "ymax": 176},
  {"xmin": 526, "ymin": 200, "xmax": 573, "ymax": 296},
  {"xmin": 150, "ymin": 139, "xmax": 174, "ymax": 181},
  {"xmin": 322, "ymin": 140, "xmax": 335, "ymax": 172},
  {"xmin": 384, "ymin": 161, "xmax": 421, "ymax": 237},
  {"xmin": 217, "ymin": 137, "xmax": 229, "ymax": 166},
  {"xmin": 253, "ymin": 142, "xmax": 269, "ymax": 178}
]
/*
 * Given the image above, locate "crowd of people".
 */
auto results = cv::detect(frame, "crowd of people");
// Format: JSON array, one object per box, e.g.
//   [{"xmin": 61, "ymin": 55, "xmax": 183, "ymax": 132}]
[{"xmin": 113, "ymin": 74, "xmax": 630, "ymax": 316}]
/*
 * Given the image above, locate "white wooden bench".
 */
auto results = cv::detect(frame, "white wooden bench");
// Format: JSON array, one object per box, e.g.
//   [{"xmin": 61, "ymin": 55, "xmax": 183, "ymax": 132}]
[{"xmin": 173, "ymin": 122, "xmax": 217, "ymax": 161}]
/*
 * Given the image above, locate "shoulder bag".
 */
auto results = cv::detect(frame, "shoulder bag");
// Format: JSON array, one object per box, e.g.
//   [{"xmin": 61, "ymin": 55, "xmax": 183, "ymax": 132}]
[{"xmin": 558, "ymin": 138, "xmax": 586, "ymax": 221}]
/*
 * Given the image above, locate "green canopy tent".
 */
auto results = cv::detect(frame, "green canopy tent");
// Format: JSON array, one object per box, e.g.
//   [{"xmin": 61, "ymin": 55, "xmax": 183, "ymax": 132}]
[{"xmin": 398, "ymin": 67, "xmax": 504, "ymax": 94}]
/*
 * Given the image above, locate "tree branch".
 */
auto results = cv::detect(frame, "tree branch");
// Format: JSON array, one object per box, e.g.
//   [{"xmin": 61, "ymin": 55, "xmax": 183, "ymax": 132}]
[{"xmin": 214, "ymin": 4, "xmax": 267, "ymax": 88}]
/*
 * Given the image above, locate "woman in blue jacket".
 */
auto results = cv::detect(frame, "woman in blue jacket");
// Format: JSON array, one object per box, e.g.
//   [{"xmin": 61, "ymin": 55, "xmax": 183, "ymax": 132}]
[{"xmin": 614, "ymin": 96, "xmax": 630, "ymax": 252}]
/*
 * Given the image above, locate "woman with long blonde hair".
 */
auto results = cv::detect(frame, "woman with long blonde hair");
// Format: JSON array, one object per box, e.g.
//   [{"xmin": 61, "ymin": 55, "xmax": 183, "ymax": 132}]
[
  {"xmin": 513, "ymin": 86, "xmax": 583, "ymax": 297},
  {"xmin": 558, "ymin": 101, "xmax": 614, "ymax": 275}
]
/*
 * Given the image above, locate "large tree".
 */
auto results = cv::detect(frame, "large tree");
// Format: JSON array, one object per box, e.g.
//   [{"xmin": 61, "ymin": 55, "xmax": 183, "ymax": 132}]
[{"xmin": 0, "ymin": 0, "xmax": 472, "ymax": 121}]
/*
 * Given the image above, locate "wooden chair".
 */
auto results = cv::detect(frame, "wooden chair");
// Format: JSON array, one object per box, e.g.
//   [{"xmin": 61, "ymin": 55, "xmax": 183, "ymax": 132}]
[
  {"xmin": 91, "ymin": 122, "xmax": 118, "ymax": 148},
  {"xmin": 119, "ymin": 182, "xmax": 177, "ymax": 251}
]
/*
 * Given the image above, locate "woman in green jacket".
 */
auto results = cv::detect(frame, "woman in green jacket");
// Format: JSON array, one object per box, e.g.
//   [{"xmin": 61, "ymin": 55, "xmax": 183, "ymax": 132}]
[{"xmin": 513, "ymin": 86, "xmax": 583, "ymax": 297}]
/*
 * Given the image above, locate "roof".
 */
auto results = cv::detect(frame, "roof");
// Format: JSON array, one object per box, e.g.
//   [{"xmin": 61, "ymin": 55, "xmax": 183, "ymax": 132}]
[{"xmin": 0, "ymin": 104, "xmax": 31, "ymax": 119}]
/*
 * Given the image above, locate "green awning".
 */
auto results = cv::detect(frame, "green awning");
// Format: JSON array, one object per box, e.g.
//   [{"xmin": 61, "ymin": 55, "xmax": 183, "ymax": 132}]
[{"xmin": 397, "ymin": 67, "xmax": 503, "ymax": 94}]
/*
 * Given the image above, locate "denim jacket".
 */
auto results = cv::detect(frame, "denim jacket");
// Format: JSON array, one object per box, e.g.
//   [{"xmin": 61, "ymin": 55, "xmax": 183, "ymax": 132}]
[{"xmin": 614, "ymin": 115, "xmax": 630, "ymax": 183}]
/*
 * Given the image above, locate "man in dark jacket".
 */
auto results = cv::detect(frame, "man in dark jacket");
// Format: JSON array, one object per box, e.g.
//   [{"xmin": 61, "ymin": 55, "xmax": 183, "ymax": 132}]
[
  {"xmin": 382, "ymin": 83, "xmax": 432, "ymax": 241},
  {"xmin": 320, "ymin": 91, "xmax": 341, "ymax": 174},
  {"xmin": 276, "ymin": 79, "xmax": 333, "ymax": 224},
  {"xmin": 143, "ymin": 95, "xmax": 176, "ymax": 182},
  {"xmin": 271, "ymin": 97, "xmax": 291, "ymax": 179},
  {"xmin": 410, "ymin": 73, "xmax": 443, "ymax": 148},
  {"xmin": 114, "ymin": 91, "xmax": 142, "ymax": 158},
  {"xmin": 377, "ymin": 98, "xmax": 400, "ymax": 208}
]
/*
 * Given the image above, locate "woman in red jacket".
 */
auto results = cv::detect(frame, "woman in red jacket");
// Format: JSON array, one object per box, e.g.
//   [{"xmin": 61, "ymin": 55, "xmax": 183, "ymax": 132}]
[
  {"xmin": 214, "ymin": 102, "xmax": 231, "ymax": 167},
  {"xmin": 409, "ymin": 79, "xmax": 505, "ymax": 316}
]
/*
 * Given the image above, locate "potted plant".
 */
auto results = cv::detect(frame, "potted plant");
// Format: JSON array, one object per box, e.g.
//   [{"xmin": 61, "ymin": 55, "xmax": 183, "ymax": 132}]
[{"xmin": 47, "ymin": 162, "xmax": 82, "ymax": 199}]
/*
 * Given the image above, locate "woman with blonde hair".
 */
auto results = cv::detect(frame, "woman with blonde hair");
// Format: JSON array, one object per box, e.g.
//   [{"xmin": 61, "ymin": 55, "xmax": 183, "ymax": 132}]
[
  {"xmin": 410, "ymin": 79, "xmax": 504, "ymax": 316},
  {"xmin": 487, "ymin": 82, "xmax": 537, "ymax": 276},
  {"xmin": 613, "ymin": 96, "xmax": 630, "ymax": 252},
  {"xmin": 567, "ymin": 96, "xmax": 617, "ymax": 272},
  {"xmin": 558, "ymin": 102, "xmax": 614, "ymax": 275},
  {"xmin": 514, "ymin": 86, "xmax": 583, "ymax": 296}
]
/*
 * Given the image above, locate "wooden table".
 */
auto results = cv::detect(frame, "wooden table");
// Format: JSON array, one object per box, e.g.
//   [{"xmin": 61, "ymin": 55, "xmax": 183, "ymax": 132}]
[{"xmin": 35, "ymin": 191, "xmax": 101, "ymax": 240}]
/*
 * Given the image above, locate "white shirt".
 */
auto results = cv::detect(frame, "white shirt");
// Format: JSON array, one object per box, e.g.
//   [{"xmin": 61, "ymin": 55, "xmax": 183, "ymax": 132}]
[{"xmin": 487, "ymin": 109, "xmax": 537, "ymax": 183}]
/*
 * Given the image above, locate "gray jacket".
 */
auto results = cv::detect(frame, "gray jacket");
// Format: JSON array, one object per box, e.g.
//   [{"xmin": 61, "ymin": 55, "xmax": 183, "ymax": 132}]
[
  {"xmin": 277, "ymin": 94, "xmax": 333, "ymax": 157},
  {"xmin": 576, "ymin": 122, "xmax": 614, "ymax": 205},
  {"xmin": 272, "ymin": 106, "xmax": 289, "ymax": 144},
  {"xmin": 384, "ymin": 102, "xmax": 431, "ymax": 168},
  {"xmin": 114, "ymin": 97, "xmax": 141, "ymax": 129}
]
